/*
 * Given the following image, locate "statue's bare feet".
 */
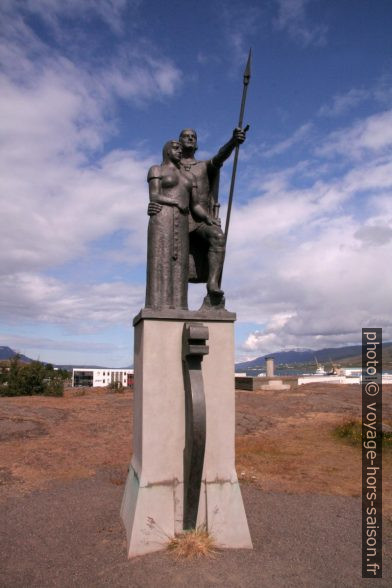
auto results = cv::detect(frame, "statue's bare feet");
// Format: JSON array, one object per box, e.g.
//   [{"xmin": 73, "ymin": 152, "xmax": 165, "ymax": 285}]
[
  {"xmin": 207, "ymin": 282, "xmax": 224, "ymax": 296},
  {"xmin": 200, "ymin": 291, "xmax": 226, "ymax": 311}
]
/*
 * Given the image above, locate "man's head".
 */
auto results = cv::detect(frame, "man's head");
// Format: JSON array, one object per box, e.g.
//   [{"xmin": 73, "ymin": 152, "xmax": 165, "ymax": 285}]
[{"xmin": 179, "ymin": 128, "xmax": 198, "ymax": 153}]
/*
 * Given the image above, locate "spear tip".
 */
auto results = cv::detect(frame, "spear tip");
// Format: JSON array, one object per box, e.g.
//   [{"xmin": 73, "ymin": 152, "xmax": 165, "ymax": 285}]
[{"xmin": 244, "ymin": 48, "xmax": 252, "ymax": 83}]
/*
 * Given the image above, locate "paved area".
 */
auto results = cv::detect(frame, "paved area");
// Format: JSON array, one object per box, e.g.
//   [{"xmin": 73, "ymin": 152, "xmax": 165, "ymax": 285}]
[{"xmin": 1, "ymin": 470, "xmax": 390, "ymax": 587}]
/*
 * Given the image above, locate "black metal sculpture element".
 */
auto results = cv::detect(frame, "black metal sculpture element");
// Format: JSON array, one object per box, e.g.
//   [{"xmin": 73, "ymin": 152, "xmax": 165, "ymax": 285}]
[{"xmin": 182, "ymin": 322, "xmax": 209, "ymax": 529}]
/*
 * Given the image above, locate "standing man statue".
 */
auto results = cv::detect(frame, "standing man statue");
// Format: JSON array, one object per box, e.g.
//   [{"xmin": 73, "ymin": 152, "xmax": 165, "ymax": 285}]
[{"xmin": 178, "ymin": 128, "xmax": 246, "ymax": 307}]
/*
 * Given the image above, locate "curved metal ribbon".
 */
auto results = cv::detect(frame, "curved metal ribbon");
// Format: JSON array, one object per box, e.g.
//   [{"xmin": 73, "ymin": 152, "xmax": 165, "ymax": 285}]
[{"xmin": 182, "ymin": 322, "xmax": 209, "ymax": 530}]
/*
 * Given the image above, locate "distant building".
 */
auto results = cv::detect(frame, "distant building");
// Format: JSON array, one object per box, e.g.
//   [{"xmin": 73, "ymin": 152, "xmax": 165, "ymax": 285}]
[
  {"xmin": 72, "ymin": 368, "xmax": 134, "ymax": 388},
  {"xmin": 341, "ymin": 367, "xmax": 362, "ymax": 378}
]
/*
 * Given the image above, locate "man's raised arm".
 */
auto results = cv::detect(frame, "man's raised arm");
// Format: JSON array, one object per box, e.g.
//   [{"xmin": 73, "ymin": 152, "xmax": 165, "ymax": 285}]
[{"xmin": 210, "ymin": 127, "xmax": 246, "ymax": 168}]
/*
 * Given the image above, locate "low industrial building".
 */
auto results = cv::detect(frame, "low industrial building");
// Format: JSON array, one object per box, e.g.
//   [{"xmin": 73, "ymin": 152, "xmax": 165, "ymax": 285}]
[
  {"xmin": 72, "ymin": 368, "xmax": 134, "ymax": 388},
  {"xmin": 235, "ymin": 375, "xmax": 298, "ymax": 391}
]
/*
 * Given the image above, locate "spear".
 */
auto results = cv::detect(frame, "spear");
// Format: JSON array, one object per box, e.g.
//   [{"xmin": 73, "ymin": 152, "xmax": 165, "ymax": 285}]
[{"xmin": 220, "ymin": 49, "xmax": 252, "ymax": 285}]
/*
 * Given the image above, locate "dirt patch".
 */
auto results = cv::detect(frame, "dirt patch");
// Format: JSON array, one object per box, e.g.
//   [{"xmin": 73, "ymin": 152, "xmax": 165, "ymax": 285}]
[
  {"xmin": 0, "ymin": 383, "xmax": 390, "ymax": 518},
  {"xmin": 0, "ymin": 383, "xmax": 391, "ymax": 586},
  {"xmin": 0, "ymin": 401, "xmax": 67, "ymax": 419},
  {"xmin": 0, "ymin": 416, "xmax": 47, "ymax": 441},
  {"xmin": 0, "ymin": 403, "xmax": 67, "ymax": 441},
  {"xmin": 0, "ymin": 388, "xmax": 132, "ymax": 501},
  {"xmin": 0, "ymin": 466, "xmax": 20, "ymax": 486},
  {"xmin": 235, "ymin": 383, "xmax": 392, "ymax": 518}
]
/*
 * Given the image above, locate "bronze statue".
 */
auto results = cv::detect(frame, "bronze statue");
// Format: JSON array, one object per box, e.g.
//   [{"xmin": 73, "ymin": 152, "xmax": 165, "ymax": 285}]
[
  {"xmin": 145, "ymin": 140, "xmax": 225, "ymax": 310},
  {"xmin": 145, "ymin": 140, "xmax": 192, "ymax": 310},
  {"xmin": 147, "ymin": 128, "xmax": 246, "ymax": 310},
  {"xmin": 145, "ymin": 51, "xmax": 251, "ymax": 312},
  {"xmin": 179, "ymin": 128, "xmax": 246, "ymax": 304}
]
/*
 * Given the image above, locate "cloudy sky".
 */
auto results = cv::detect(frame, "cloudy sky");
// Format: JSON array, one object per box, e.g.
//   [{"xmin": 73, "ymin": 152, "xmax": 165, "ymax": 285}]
[{"xmin": 1, "ymin": 0, "xmax": 391, "ymax": 366}]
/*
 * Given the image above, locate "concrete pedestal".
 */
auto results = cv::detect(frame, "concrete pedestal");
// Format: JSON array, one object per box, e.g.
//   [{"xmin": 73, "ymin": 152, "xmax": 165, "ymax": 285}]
[
  {"xmin": 121, "ymin": 309, "xmax": 252, "ymax": 557},
  {"xmin": 260, "ymin": 379, "xmax": 290, "ymax": 391}
]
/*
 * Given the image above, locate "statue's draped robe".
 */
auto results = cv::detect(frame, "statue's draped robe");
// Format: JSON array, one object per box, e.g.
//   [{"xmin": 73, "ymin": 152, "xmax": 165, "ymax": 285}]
[{"xmin": 145, "ymin": 165, "xmax": 191, "ymax": 310}]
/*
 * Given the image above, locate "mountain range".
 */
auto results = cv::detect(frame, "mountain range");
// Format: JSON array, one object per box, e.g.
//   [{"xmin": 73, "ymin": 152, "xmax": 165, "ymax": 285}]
[
  {"xmin": 2, "ymin": 342, "xmax": 391, "ymax": 372},
  {"xmin": 0, "ymin": 346, "xmax": 33, "ymax": 363},
  {"xmin": 235, "ymin": 342, "xmax": 392, "ymax": 371},
  {"xmin": 0, "ymin": 346, "xmax": 132, "ymax": 370}
]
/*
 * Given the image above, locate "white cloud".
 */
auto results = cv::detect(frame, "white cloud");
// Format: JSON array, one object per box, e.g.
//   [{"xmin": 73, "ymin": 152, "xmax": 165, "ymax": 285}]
[
  {"xmin": 0, "ymin": 4, "xmax": 181, "ymax": 275},
  {"xmin": 0, "ymin": 273, "xmax": 144, "ymax": 328},
  {"xmin": 2, "ymin": 0, "xmax": 139, "ymax": 35},
  {"xmin": 102, "ymin": 53, "xmax": 182, "ymax": 104},
  {"xmin": 0, "ymin": 333, "xmax": 122, "ymax": 354},
  {"xmin": 262, "ymin": 123, "xmax": 313, "ymax": 157},
  {"xmin": 222, "ymin": 110, "xmax": 392, "ymax": 357},
  {"xmin": 218, "ymin": 1, "xmax": 262, "ymax": 66},
  {"xmin": 354, "ymin": 224, "xmax": 392, "ymax": 246},
  {"xmin": 0, "ymin": 2, "xmax": 390, "ymax": 364},
  {"xmin": 318, "ymin": 88, "xmax": 370, "ymax": 117},
  {"xmin": 0, "ymin": 2, "xmax": 182, "ymax": 337},
  {"xmin": 274, "ymin": 0, "xmax": 328, "ymax": 47},
  {"xmin": 0, "ymin": 136, "xmax": 152, "ymax": 274},
  {"xmin": 319, "ymin": 109, "xmax": 392, "ymax": 159}
]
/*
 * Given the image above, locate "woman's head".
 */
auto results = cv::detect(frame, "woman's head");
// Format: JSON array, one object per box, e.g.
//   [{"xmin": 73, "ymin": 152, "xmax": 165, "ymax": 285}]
[{"xmin": 162, "ymin": 140, "xmax": 182, "ymax": 164}]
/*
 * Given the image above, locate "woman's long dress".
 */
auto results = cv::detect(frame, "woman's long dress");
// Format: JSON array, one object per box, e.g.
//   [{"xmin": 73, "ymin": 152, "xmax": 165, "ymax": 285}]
[{"xmin": 145, "ymin": 165, "xmax": 192, "ymax": 310}]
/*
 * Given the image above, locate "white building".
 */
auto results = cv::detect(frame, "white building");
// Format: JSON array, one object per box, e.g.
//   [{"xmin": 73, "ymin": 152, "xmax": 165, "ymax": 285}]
[
  {"xmin": 72, "ymin": 368, "xmax": 134, "ymax": 387},
  {"xmin": 341, "ymin": 367, "xmax": 362, "ymax": 377}
]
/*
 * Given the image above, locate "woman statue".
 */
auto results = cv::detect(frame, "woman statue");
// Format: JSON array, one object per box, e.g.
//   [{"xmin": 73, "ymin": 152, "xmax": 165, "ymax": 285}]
[{"xmin": 145, "ymin": 140, "xmax": 196, "ymax": 310}]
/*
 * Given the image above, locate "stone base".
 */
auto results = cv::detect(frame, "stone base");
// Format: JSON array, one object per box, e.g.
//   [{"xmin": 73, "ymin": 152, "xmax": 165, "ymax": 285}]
[
  {"xmin": 235, "ymin": 376, "xmax": 296, "ymax": 391},
  {"xmin": 197, "ymin": 479, "xmax": 253, "ymax": 548},
  {"xmin": 121, "ymin": 311, "xmax": 252, "ymax": 558},
  {"xmin": 260, "ymin": 379, "xmax": 290, "ymax": 391},
  {"xmin": 120, "ymin": 467, "xmax": 181, "ymax": 557},
  {"xmin": 121, "ymin": 467, "xmax": 251, "ymax": 557}
]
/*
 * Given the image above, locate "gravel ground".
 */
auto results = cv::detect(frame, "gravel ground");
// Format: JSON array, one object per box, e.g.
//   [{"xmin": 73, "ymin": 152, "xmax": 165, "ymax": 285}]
[
  {"xmin": 1, "ymin": 386, "xmax": 391, "ymax": 586},
  {"xmin": 1, "ymin": 469, "xmax": 391, "ymax": 587}
]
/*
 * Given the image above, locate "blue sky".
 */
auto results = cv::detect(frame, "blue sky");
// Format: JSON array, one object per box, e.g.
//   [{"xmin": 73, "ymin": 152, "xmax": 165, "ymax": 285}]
[{"xmin": 1, "ymin": 0, "xmax": 392, "ymax": 366}]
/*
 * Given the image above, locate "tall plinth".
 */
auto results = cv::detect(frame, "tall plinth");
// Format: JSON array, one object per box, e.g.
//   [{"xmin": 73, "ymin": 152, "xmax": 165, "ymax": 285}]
[{"xmin": 121, "ymin": 308, "xmax": 252, "ymax": 557}]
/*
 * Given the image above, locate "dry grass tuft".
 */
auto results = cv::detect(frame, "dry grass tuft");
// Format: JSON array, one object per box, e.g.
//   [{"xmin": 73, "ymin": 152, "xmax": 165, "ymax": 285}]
[
  {"xmin": 73, "ymin": 388, "xmax": 86, "ymax": 397},
  {"xmin": 333, "ymin": 418, "xmax": 392, "ymax": 448},
  {"xmin": 167, "ymin": 527, "xmax": 217, "ymax": 559}
]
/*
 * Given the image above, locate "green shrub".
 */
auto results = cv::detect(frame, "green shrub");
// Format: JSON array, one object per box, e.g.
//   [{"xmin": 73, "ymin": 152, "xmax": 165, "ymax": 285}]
[
  {"xmin": 19, "ymin": 360, "xmax": 47, "ymax": 395},
  {"xmin": 108, "ymin": 381, "xmax": 124, "ymax": 393},
  {"xmin": 44, "ymin": 377, "xmax": 64, "ymax": 397},
  {"xmin": 73, "ymin": 388, "xmax": 86, "ymax": 397},
  {"xmin": 333, "ymin": 420, "xmax": 392, "ymax": 448},
  {"xmin": 2, "ymin": 355, "xmax": 23, "ymax": 396},
  {"xmin": 0, "ymin": 356, "xmax": 64, "ymax": 397}
]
